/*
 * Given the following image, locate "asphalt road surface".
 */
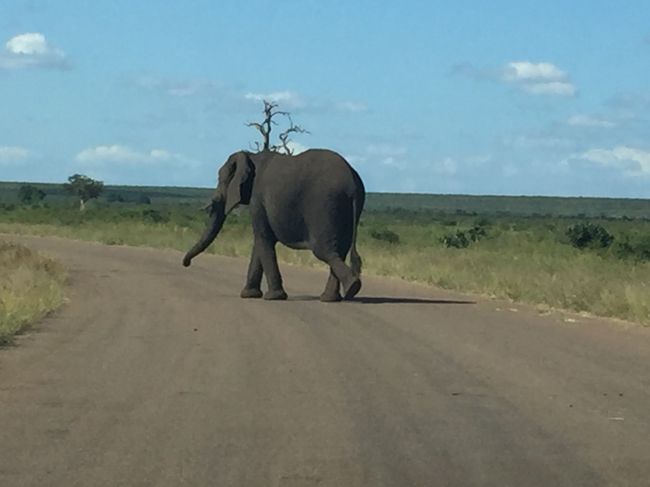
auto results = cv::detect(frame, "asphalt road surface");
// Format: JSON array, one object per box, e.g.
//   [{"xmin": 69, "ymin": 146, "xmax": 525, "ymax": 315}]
[{"xmin": 1, "ymin": 236, "xmax": 649, "ymax": 486}]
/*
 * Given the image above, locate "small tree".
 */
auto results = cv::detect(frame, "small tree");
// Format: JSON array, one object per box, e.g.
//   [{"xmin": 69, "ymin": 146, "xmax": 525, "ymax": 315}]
[
  {"xmin": 17, "ymin": 184, "xmax": 46, "ymax": 206},
  {"xmin": 566, "ymin": 223, "xmax": 614, "ymax": 250},
  {"xmin": 246, "ymin": 100, "xmax": 308, "ymax": 154},
  {"xmin": 63, "ymin": 174, "xmax": 104, "ymax": 211}
]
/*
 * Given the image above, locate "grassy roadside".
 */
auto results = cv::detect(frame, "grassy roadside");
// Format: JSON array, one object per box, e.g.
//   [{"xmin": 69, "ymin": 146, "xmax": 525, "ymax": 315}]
[
  {"xmin": 0, "ymin": 241, "xmax": 67, "ymax": 345},
  {"xmin": 1, "ymin": 208, "xmax": 648, "ymax": 326}
]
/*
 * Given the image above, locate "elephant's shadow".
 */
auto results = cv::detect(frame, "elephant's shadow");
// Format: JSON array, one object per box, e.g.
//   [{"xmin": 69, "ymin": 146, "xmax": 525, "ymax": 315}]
[{"xmin": 290, "ymin": 296, "xmax": 475, "ymax": 305}]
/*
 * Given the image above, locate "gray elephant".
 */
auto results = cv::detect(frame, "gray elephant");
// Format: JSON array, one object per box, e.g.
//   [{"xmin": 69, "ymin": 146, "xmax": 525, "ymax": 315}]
[{"xmin": 183, "ymin": 149, "xmax": 365, "ymax": 302}]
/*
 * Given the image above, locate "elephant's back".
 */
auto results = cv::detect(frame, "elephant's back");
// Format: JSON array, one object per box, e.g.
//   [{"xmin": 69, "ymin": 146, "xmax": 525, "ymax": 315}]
[
  {"xmin": 258, "ymin": 149, "xmax": 364, "ymax": 248},
  {"xmin": 292, "ymin": 149, "xmax": 362, "ymax": 194}
]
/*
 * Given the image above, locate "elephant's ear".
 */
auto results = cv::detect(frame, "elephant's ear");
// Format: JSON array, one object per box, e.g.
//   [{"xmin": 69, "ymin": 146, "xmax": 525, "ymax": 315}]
[{"xmin": 225, "ymin": 152, "xmax": 253, "ymax": 214}]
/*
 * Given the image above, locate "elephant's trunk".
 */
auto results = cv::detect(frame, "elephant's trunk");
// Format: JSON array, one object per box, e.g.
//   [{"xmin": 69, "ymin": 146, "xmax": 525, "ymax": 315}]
[{"xmin": 182, "ymin": 201, "xmax": 226, "ymax": 267}]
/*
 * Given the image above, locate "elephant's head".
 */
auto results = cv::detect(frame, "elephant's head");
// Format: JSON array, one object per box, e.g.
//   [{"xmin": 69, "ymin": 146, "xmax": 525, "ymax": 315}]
[{"xmin": 182, "ymin": 151, "xmax": 254, "ymax": 267}]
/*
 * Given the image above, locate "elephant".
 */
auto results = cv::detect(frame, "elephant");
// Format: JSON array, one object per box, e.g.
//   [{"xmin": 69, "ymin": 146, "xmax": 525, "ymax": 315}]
[{"xmin": 182, "ymin": 149, "xmax": 365, "ymax": 302}]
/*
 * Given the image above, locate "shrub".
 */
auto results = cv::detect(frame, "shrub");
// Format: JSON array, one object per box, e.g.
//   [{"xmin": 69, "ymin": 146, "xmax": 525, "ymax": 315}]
[
  {"xmin": 468, "ymin": 224, "xmax": 487, "ymax": 242},
  {"xmin": 370, "ymin": 228, "xmax": 400, "ymax": 244},
  {"xmin": 141, "ymin": 209, "xmax": 169, "ymax": 224},
  {"xmin": 18, "ymin": 185, "xmax": 46, "ymax": 206},
  {"xmin": 441, "ymin": 224, "xmax": 487, "ymax": 248},
  {"xmin": 614, "ymin": 234, "xmax": 650, "ymax": 261},
  {"xmin": 566, "ymin": 223, "xmax": 614, "ymax": 249},
  {"xmin": 441, "ymin": 231, "xmax": 470, "ymax": 248}
]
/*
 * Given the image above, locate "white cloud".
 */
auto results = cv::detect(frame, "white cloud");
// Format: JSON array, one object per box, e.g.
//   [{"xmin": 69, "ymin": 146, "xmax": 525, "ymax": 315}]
[
  {"xmin": 504, "ymin": 62, "xmax": 566, "ymax": 82},
  {"xmin": 244, "ymin": 91, "xmax": 305, "ymax": 109},
  {"xmin": 136, "ymin": 76, "xmax": 215, "ymax": 97},
  {"xmin": 521, "ymin": 81, "xmax": 576, "ymax": 96},
  {"xmin": 567, "ymin": 115, "xmax": 615, "ymax": 128},
  {"xmin": 366, "ymin": 144, "xmax": 408, "ymax": 157},
  {"xmin": 466, "ymin": 154, "xmax": 492, "ymax": 165},
  {"xmin": 244, "ymin": 90, "xmax": 368, "ymax": 114},
  {"xmin": 502, "ymin": 61, "xmax": 575, "ymax": 96},
  {"xmin": 507, "ymin": 135, "xmax": 574, "ymax": 149},
  {"xmin": 284, "ymin": 140, "xmax": 309, "ymax": 155},
  {"xmin": 432, "ymin": 157, "xmax": 458, "ymax": 176},
  {"xmin": 367, "ymin": 144, "xmax": 408, "ymax": 167},
  {"xmin": 0, "ymin": 33, "xmax": 68, "ymax": 70},
  {"xmin": 345, "ymin": 144, "xmax": 408, "ymax": 169},
  {"xmin": 344, "ymin": 154, "xmax": 367, "ymax": 165},
  {"xmin": 76, "ymin": 145, "xmax": 200, "ymax": 167},
  {"xmin": 0, "ymin": 145, "xmax": 31, "ymax": 164},
  {"xmin": 336, "ymin": 101, "xmax": 368, "ymax": 113},
  {"xmin": 578, "ymin": 146, "xmax": 650, "ymax": 176}
]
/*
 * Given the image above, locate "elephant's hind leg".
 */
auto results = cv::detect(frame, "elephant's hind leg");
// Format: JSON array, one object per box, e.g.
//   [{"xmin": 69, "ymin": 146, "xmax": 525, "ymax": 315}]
[
  {"xmin": 313, "ymin": 248, "xmax": 361, "ymax": 300},
  {"xmin": 240, "ymin": 249, "xmax": 263, "ymax": 299},
  {"xmin": 320, "ymin": 269, "xmax": 342, "ymax": 302}
]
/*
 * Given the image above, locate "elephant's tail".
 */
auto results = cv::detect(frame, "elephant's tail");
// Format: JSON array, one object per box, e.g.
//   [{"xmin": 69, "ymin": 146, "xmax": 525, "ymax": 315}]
[{"xmin": 349, "ymin": 196, "xmax": 362, "ymax": 277}]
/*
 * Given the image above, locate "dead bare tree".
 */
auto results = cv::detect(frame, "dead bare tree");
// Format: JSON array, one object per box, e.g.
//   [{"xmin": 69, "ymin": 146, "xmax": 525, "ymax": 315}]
[
  {"xmin": 246, "ymin": 100, "xmax": 308, "ymax": 154},
  {"xmin": 246, "ymin": 100, "xmax": 287, "ymax": 152},
  {"xmin": 273, "ymin": 114, "xmax": 310, "ymax": 155}
]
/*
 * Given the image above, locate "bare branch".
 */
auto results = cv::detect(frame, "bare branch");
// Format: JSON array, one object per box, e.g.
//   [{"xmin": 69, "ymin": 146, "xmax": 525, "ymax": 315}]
[
  {"xmin": 276, "ymin": 113, "xmax": 310, "ymax": 155},
  {"xmin": 245, "ymin": 122, "xmax": 264, "ymax": 131},
  {"xmin": 247, "ymin": 99, "xmax": 309, "ymax": 153}
]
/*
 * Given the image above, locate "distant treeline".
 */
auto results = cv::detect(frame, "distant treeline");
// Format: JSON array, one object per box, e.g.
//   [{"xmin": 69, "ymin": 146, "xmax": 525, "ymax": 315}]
[
  {"xmin": 367, "ymin": 193, "xmax": 650, "ymax": 219},
  {"xmin": 1, "ymin": 181, "xmax": 649, "ymax": 219}
]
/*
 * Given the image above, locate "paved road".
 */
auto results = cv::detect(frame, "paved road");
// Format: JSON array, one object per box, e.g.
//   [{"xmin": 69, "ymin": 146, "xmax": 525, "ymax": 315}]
[{"xmin": 1, "ymin": 236, "xmax": 649, "ymax": 486}]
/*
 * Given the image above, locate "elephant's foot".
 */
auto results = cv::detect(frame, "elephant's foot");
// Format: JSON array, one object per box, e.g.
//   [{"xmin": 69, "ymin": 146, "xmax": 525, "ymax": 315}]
[
  {"xmin": 264, "ymin": 289, "xmax": 288, "ymax": 301},
  {"xmin": 240, "ymin": 287, "xmax": 263, "ymax": 299},
  {"xmin": 342, "ymin": 277, "xmax": 362, "ymax": 300},
  {"xmin": 319, "ymin": 291, "xmax": 342, "ymax": 303}
]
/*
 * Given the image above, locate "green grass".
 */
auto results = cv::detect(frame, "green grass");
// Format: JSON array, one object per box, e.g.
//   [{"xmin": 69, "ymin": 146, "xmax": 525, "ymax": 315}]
[
  {"xmin": 0, "ymin": 241, "xmax": 67, "ymax": 345},
  {"xmin": 0, "ymin": 202, "xmax": 649, "ymax": 326}
]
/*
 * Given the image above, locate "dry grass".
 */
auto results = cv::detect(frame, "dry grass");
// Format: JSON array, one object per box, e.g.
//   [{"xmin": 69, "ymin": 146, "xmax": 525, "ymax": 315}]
[
  {"xmin": 0, "ymin": 241, "xmax": 67, "ymax": 344},
  {"xmin": 1, "ymin": 215, "xmax": 649, "ymax": 326}
]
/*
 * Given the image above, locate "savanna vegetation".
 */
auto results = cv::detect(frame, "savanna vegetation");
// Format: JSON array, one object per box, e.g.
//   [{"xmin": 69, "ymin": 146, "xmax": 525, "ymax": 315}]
[
  {"xmin": 1, "ymin": 181, "xmax": 649, "ymax": 325},
  {"xmin": 0, "ymin": 240, "xmax": 67, "ymax": 345}
]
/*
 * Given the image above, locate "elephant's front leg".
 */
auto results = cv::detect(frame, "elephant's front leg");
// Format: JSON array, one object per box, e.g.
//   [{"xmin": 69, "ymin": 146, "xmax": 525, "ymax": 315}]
[
  {"xmin": 240, "ymin": 247, "xmax": 263, "ymax": 298},
  {"xmin": 256, "ymin": 237, "xmax": 288, "ymax": 300}
]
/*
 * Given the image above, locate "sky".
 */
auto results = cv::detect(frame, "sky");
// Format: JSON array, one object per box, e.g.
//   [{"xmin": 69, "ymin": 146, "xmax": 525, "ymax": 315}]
[{"xmin": 0, "ymin": 0, "xmax": 649, "ymax": 197}]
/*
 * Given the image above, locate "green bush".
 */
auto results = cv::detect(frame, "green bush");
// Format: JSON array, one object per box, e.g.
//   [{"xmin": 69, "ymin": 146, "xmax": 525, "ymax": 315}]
[
  {"xmin": 614, "ymin": 234, "xmax": 650, "ymax": 261},
  {"xmin": 370, "ymin": 228, "xmax": 400, "ymax": 244},
  {"xmin": 18, "ymin": 185, "xmax": 46, "ymax": 206},
  {"xmin": 141, "ymin": 209, "xmax": 169, "ymax": 224},
  {"xmin": 566, "ymin": 223, "xmax": 614, "ymax": 249},
  {"xmin": 441, "ymin": 231, "xmax": 470, "ymax": 248},
  {"xmin": 441, "ymin": 223, "xmax": 487, "ymax": 248},
  {"xmin": 468, "ymin": 224, "xmax": 487, "ymax": 242}
]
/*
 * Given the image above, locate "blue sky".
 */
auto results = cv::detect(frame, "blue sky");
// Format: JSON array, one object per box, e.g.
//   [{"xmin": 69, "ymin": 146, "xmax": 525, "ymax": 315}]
[{"xmin": 0, "ymin": 0, "xmax": 649, "ymax": 197}]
